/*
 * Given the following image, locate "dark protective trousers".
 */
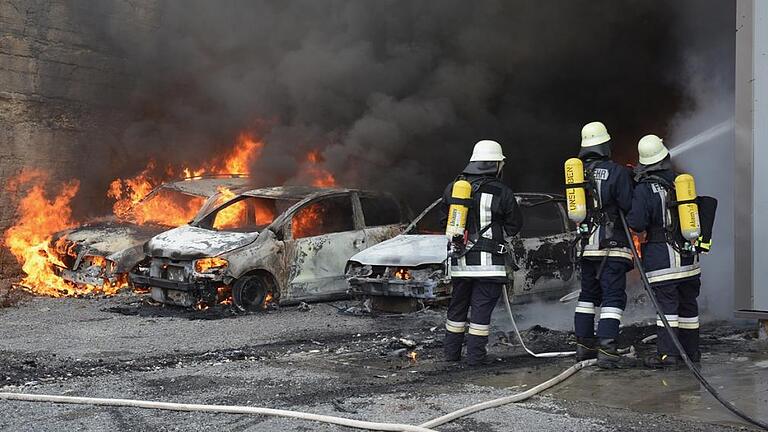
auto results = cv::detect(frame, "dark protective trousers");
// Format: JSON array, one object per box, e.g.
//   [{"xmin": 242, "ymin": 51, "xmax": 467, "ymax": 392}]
[
  {"xmin": 652, "ymin": 277, "xmax": 701, "ymax": 358},
  {"xmin": 574, "ymin": 258, "xmax": 631, "ymax": 340},
  {"xmin": 443, "ymin": 278, "xmax": 503, "ymax": 364}
]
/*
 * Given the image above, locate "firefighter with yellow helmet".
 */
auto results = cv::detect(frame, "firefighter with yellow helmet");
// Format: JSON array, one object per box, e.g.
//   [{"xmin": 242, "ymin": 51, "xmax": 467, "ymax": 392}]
[
  {"xmin": 440, "ymin": 140, "xmax": 523, "ymax": 366},
  {"xmin": 626, "ymin": 134, "xmax": 716, "ymax": 368},
  {"xmin": 567, "ymin": 122, "xmax": 634, "ymax": 369}
]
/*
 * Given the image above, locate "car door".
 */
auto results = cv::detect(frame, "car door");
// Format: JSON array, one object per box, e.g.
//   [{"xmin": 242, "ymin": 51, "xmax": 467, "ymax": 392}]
[
  {"xmin": 358, "ymin": 193, "xmax": 407, "ymax": 248},
  {"xmin": 285, "ymin": 193, "xmax": 367, "ymax": 301},
  {"xmin": 511, "ymin": 198, "xmax": 577, "ymax": 300}
]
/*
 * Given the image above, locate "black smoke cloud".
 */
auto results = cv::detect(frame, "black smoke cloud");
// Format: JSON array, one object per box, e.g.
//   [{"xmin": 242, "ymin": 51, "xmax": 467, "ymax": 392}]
[{"xmin": 75, "ymin": 0, "xmax": 731, "ymax": 214}]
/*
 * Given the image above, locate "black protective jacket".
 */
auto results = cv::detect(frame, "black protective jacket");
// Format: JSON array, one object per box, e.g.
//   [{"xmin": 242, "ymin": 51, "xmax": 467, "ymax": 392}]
[
  {"xmin": 439, "ymin": 175, "xmax": 523, "ymax": 281},
  {"xmin": 626, "ymin": 169, "xmax": 700, "ymax": 285},
  {"xmin": 581, "ymin": 157, "xmax": 634, "ymax": 262}
]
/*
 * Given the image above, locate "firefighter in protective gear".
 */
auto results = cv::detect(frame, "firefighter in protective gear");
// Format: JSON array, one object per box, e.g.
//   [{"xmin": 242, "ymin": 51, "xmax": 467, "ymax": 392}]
[
  {"xmin": 572, "ymin": 121, "xmax": 634, "ymax": 369},
  {"xmin": 440, "ymin": 140, "xmax": 523, "ymax": 366},
  {"xmin": 627, "ymin": 134, "xmax": 703, "ymax": 368}
]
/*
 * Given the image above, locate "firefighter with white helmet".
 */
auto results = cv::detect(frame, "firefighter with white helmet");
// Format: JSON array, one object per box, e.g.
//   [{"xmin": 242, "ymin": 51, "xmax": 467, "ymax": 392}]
[
  {"xmin": 440, "ymin": 140, "xmax": 523, "ymax": 366},
  {"xmin": 569, "ymin": 121, "xmax": 635, "ymax": 369},
  {"xmin": 627, "ymin": 134, "xmax": 716, "ymax": 368}
]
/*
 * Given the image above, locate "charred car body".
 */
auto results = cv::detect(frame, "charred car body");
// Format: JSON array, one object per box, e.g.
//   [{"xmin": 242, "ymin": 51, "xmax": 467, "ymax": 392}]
[
  {"xmin": 130, "ymin": 186, "xmax": 406, "ymax": 309},
  {"xmin": 346, "ymin": 193, "xmax": 578, "ymax": 304},
  {"xmin": 49, "ymin": 177, "xmax": 252, "ymax": 290}
]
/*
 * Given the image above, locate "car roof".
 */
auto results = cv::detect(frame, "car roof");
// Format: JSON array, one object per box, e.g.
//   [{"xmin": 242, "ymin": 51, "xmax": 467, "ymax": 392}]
[
  {"xmin": 240, "ymin": 185, "xmax": 363, "ymax": 200},
  {"xmin": 159, "ymin": 176, "xmax": 253, "ymax": 198}
]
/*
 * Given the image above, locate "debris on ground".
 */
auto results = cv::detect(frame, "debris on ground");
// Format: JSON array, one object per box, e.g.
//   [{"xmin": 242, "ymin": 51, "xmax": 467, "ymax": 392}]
[{"xmin": 0, "ymin": 278, "xmax": 27, "ymax": 309}]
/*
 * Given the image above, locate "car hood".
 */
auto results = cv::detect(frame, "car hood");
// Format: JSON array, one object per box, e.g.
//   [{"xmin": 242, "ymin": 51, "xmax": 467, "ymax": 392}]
[
  {"xmin": 146, "ymin": 225, "xmax": 258, "ymax": 259},
  {"xmin": 53, "ymin": 220, "xmax": 166, "ymax": 257},
  {"xmin": 351, "ymin": 234, "xmax": 447, "ymax": 267}
]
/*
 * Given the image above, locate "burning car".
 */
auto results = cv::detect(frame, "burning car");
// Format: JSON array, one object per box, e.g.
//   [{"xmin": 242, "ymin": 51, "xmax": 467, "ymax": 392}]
[
  {"xmin": 346, "ymin": 193, "xmax": 579, "ymax": 304},
  {"xmin": 130, "ymin": 186, "xmax": 406, "ymax": 310},
  {"xmin": 48, "ymin": 176, "xmax": 252, "ymax": 291}
]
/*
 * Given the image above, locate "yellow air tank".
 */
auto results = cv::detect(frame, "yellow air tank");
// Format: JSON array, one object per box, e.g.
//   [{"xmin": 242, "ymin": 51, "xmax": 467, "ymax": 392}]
[
  {"xmin": 446, "ymin": 179, "xmax": 472, "ymax": 238},
  {"xmin": 564, "ymin": 158, "xmax": 587, "ymax": 224},
  {"xmin": 675, "ymin": 174, "xmax": 701, "ymax": 241}
]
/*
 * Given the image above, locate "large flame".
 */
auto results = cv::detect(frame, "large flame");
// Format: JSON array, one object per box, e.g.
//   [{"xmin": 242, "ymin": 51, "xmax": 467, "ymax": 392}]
[
  {"xmin": 108, "ymin": 133, "xmax": 263, "ymax": 226},
  {"xmin": 2, "ymin": 170, "xmax": 118, "ymax": 297}
]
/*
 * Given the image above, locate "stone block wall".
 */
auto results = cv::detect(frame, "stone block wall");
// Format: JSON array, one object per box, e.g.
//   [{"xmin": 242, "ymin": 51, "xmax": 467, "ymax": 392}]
[{"xmin": 0, "ymin": 0, "xmax": 158, "ymax": 273}]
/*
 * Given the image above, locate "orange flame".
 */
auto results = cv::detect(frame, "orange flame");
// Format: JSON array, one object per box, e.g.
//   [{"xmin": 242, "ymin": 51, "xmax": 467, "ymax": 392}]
[
  {"xmin": 108, "ymin": 133, "xmax": 263, "ymax": 226},
  {"xmin": 291, "ymin": 202, "xmax": 326, "ymax": 238},
  {"xmin": 212, "ymin": 187, "xmax": 244, "ymax": 229},
  {"xmin": 3, "ymin": 170, "xmax": 120, "ymax": 297},
  {"xmin": 263, "ymin": 290, "xmax": 274, "ymax": 308},
  {"xmin": 306, "ymin": 150, "xmax": 336, "ymax": 188},
  {"xmin": 394, "ymin": 268, "xmax": 412, "ymax": 280},
  {"xmin": 632, "ymin": 231, "xmax": 643, "ymax": 259}
]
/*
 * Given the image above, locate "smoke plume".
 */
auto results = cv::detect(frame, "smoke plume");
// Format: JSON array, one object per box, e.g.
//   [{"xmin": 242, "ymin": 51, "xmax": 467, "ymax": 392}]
[{"xmin": 68, "ymin": 0, "xmax": 729, "ymax": 214}]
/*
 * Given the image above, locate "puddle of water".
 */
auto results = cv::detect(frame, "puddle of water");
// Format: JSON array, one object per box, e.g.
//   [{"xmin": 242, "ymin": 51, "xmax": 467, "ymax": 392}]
[{"xmin": 472, "ymin": 352, "xmax": 768, "ymax": 428}]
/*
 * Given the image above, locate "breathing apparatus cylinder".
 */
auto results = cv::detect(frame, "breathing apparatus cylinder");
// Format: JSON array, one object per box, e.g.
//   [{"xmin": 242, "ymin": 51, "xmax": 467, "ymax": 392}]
[
  {"xmin": 446, "ymin": 179, "xmax": 472, "ymax": 239},
  {"xmin": 564, "ymin": 158, "xmax": 587, "ymax": 224},
  {"xmin": 674, "ymin": 174, "xmax": 701, "ymax": 242}
]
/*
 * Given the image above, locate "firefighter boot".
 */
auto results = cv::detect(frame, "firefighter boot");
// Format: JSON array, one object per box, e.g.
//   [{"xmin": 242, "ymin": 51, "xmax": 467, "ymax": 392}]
[
  {"xmin": 465, "ymin": 334, "xmax": 490, "ymax": 367},
  {"xmin": 679, "ymin": 328, "xmax": 701, "ymax": 363},
  {"xmin": 443, "ymin": 332, "xmax": 464, "ymax": 362},
  {"xmin": 575, "ymin": 337, "xmax": 597, "ymax": 361},
  {"xmin": 596, "ymin": 338, "xmax": 621, "ymax": 369},
  {"xmin": 644, "ymin": 353, "xmax": 681, "ymax": 369}
]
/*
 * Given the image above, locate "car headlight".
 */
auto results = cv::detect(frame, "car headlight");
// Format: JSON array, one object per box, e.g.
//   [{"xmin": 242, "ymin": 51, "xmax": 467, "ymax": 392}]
[{"xmin": 194, "ymin": 257, "xmax": 229, "ymax": 274}]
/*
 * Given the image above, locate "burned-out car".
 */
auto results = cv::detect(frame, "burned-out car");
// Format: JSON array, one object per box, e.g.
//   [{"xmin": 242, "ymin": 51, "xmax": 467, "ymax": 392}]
[
  {"xmin": 346, "ymin": 193, "xmax": 578, "ymax": 304},
  {"xmin": 130, "ymin": 186, "xmax": 407, "ymax": 309},
  {"xmin": 49, "ymin": 177, "xmax": 252, "ymax": 290}
]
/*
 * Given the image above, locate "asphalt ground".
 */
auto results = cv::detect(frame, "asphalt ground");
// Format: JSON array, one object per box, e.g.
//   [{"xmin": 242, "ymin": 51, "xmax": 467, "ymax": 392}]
[{"xmin": 0, "ymin": 287, "xmax": 764, "ymax": 432}]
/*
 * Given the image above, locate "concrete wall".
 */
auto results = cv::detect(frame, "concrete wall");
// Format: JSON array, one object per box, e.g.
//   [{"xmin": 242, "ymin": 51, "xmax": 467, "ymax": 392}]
[
  {"xmin": 735, "ymin": 0, "xmax": 768, "ymax": 317},
  {"xmin": 0, "ymin": 0, "xmax": 158, "ymax": 273}
]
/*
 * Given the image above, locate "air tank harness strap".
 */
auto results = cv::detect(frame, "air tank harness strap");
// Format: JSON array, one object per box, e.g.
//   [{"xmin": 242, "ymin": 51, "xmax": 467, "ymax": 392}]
[
  {"xmin": 451, "ymin": 222, "xmax": 504, "ymax": 259},
  {"xmin": 444, "ymin": 197, "xmax": 474, "ymax": 208},
  {"xmin": 674, "ymin": 198, "xmax": 697, "ymax": 206},
  {"xmin": 563, "ymin": 181, "xmax": 589, "ymax": 189}
]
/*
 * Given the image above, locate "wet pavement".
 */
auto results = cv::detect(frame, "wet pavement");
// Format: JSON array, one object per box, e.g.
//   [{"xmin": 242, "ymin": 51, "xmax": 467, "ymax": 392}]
[{"xmin": 472, "ymin": 346, "xmax": 768, "ymax": 429}]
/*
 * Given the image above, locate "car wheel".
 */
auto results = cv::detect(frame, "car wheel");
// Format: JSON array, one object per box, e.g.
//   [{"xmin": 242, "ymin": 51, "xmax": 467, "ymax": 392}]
[{"xmin": 232, "ymin": 275, "xmax": 274, "ymax": 312}]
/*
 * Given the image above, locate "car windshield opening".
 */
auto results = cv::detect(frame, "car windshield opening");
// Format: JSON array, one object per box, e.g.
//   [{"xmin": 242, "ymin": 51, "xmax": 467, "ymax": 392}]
[
  {"xmin": 405, "ymin": 199, "xmax": 444, "ymax": 234},
  {"xmin": 127, "ymin": 189, "xmax": 206, "ymax": 227},
  {"xmin": 519, "ymin": 201, "xmax": 565, "ymax": 238},
  {"xmin": 198, "ymin": 196, "xmax": 294, "ymax": 233}
]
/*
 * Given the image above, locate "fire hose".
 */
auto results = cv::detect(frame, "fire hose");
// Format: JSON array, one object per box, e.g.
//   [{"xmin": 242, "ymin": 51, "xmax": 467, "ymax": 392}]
[
  {"xmin": 501, "ymin": 287, "xmax": 576, "ymax": 357},
  {"xmin": 0, "ymin": 392, "xmax": 436, "ymax": 431},
  {"xmin": 616, "ymin": 211, "xmax": 768, "ymax": 431},
  {"xmin": 0, "ymin": 360, "xmax": 595, "ymax": 432}
]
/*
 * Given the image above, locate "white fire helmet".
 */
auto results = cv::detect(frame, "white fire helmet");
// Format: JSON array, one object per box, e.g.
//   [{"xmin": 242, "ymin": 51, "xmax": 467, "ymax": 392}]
[
  {"xmin": 580, "ymin": 121, "xmax": 611, "ymax": 147},
  {"xmin": 469, "ymin": 140, "xmax": 506, "ymax": 162},
  {"xmin": 637, "ymin": 134, "xmax": 669, "ymax": 165}
]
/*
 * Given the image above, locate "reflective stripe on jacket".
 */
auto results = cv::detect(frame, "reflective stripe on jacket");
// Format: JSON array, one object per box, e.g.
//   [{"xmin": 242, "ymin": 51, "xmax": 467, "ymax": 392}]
[{"xmin": 440, "ymin": 176, "xmax": 522, "ymax": 279}]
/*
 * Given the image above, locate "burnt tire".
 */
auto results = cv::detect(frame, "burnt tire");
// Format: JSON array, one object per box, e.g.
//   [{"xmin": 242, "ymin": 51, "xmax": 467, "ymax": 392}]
[{"xmin": 232, "ymin": 275, "xmax": 273, "ymax": 312}]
